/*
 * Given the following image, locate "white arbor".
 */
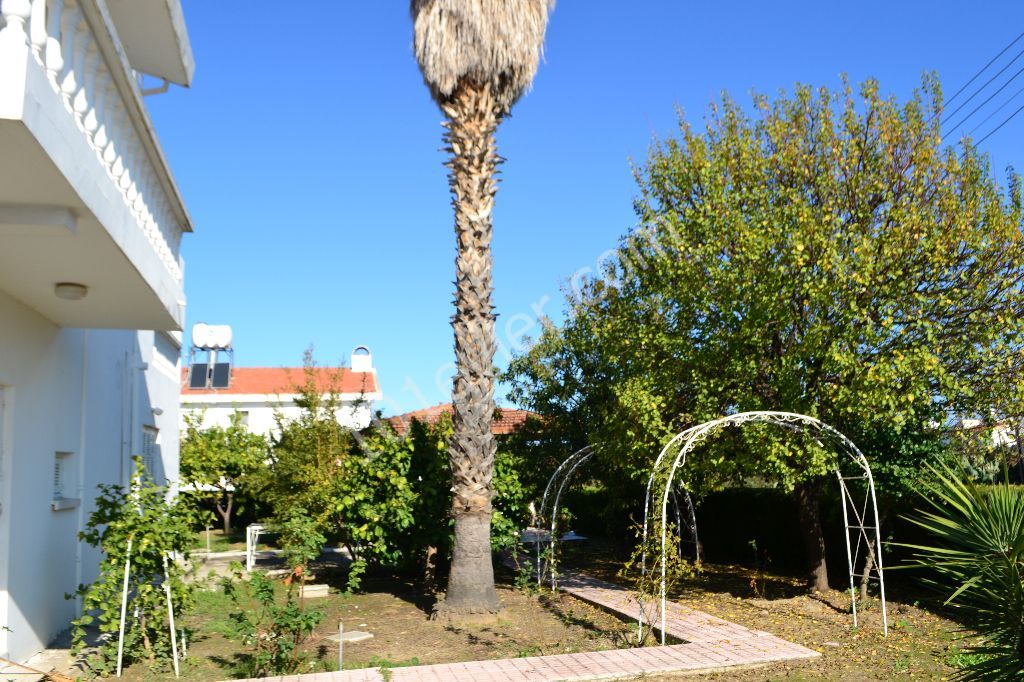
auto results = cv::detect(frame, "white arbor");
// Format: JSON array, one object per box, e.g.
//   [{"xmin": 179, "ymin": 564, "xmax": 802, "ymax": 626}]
[
  {"xmin": 641, "ymin": 411, "xmax": 887, "ymax": 642},
  {"xmin": 533, "ymin": 411, "xmax": 889, "ymax": 647}
]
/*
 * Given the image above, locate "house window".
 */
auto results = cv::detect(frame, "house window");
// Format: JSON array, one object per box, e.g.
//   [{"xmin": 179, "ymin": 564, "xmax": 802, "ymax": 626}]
[
  {"xmin": 51, "ymin": 451, "xmax": 79, "ymax": 511},
  {"xmin": 142, "ymin": 426, "xmax": 158, "ymax": 478},
  {"xmin": 53, "ymin": 451, "xmax": 72, "ymax": 498}
]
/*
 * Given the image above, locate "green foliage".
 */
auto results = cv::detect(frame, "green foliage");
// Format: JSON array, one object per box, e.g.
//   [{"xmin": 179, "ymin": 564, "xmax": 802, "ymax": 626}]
[
  {"xmin": 70, "ymin": 459, "xmax": 201, "ymax": 676},
  {"xmin": 278, "ymin": 507, "xmax": 327, "ymax": 578},
  {"xmin": 224, "ymin": 564, "xmax": 324, "ymax": 678},
  {"xmin": 617, "ymin": 521, "xmax": 697, "ymax": 605},
  {"xmin": 256, "ymin": 351, "xmax": 416, "ymax": 581},
  {"xmin": 506, "ymin": 76, "xmax": 1024, "ymax": 500},
  {"xmin": 901, "ymin": 467, "xmax": 1024, "ymax": 680},
  {"xmin": 180, "ymin": 410, "xmax": 268, "ymax": 533},
  {"xmin": 255, "ymin": 351, "xmax": 534, "ymax": 585},
  {"xmin": 491, "ymin": 449, "xmax": 531, "ymax": 551},
  {"xmin": 400, "ymin": 411, "xmax": 530, "ymax": 561}
]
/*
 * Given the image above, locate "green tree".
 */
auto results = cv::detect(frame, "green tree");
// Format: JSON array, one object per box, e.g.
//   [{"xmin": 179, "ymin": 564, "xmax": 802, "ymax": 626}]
[
  {"xmin": 410, "ymin": 0, "xmax": 554, "ymax": 617},
  {"xmin": 507, "ymin": 77, "xmax": 1024, "ymax": 591},
  {"xmin": 399, "ymin": 411, "xmax": 530, "ymax": 586},
  {"xmin": 180, "ymin": 411, "xmax": 268, "ymax": 534},
  {"xmin": 261, "ymin": 355, "xmax": 415, "ymax": 589}
]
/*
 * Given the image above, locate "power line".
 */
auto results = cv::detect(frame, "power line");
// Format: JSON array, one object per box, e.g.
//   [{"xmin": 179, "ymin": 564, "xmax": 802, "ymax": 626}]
[
  {"xmin": 945, "ymin": 29, "xmax": 1024, "ymax": 108},
  {"xmin": 944, "ymin": 44, "xmax": 1024, "ymax": 124},
  {"xmin": 968, "ymin": 82, "xmax": 1024, "ymax": 136},
  {"xmin": 943, "ymin": 63, "xmax": 1024, "ymax": 137},
  {"xmin": 975, "ymin": 100, "xmax": 1024, "ymax": 147}
]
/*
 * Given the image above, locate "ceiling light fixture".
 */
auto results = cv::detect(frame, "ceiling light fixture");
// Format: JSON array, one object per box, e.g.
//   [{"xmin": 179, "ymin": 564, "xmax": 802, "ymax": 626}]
[{"xmin": 54, "ymin": 282, "xmax": 88, "ymax": 301}]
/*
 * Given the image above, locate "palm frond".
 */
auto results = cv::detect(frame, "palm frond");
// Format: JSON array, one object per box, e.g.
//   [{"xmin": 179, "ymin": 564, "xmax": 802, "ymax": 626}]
[{"xmin": 411, "ymin": 0, "xmax": 555, "ymax": 112}]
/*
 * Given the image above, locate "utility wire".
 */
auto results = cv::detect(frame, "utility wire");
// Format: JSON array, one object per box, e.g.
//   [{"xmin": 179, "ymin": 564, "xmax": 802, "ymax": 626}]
[
  {"xmin": 975, "ymin": 100, "xmax": 1024, "ymax": 147},
  {"xmin": 945, "ymin": 29, "xmax": 1024, "ymax": 108},
  {"xmin": 944, "ymin": 44, "xmax": 1024, "ymax": 124},
  {"xmin": 968, "ymin": 82, "xmax": 1024, "ymax": 136},
  {"xmin": 943, "ymin": 63, "xmax": 1024, "ymax": 137}
]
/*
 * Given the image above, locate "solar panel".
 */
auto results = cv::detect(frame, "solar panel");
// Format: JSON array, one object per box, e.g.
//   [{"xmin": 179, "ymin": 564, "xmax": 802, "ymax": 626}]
[
  {"xmin": 189, "ymin": 363, "xmax": 209, "ymax": 389},
  {"xmin": 211, "ymin": 362, "xmax": 231, "ymax": 389}
]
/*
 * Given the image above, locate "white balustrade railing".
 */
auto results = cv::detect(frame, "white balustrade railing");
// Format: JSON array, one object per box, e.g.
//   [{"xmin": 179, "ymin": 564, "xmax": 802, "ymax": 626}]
[{"xmin": 1, "ymin": 0, "xmax": 184, "ymax": 285}]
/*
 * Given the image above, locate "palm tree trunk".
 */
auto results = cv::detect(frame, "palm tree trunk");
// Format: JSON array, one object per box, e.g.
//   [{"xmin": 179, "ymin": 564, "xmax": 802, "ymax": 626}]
[{"xmin": 435, "ymin": 82, "xmax": 502, "ymax": 617}]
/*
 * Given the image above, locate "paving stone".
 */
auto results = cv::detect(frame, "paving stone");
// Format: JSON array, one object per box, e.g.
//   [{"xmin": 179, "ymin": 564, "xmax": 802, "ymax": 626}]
[
  {"xmin": 325, "ymin": 630, "xmax": 374, "ymax": 643},
  {"xmin": 303, "ymin": 584, "xmax": 331, "ymax": 598}
]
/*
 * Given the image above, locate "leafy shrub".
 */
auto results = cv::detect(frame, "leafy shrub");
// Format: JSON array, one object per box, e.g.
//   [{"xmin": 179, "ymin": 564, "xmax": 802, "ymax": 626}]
[
  {"xmin": 278, "ymin": 507, "xmax": 327, "ymax": 593},
  {"xmin": 253, "ymin": 352, "xmax": 531, "ymax": 586},
  {"xmin": 901, "ymin": 467, "xmax": 1024, "ymax": 680},
  {"xmin": 69, "ymin": 459, "xmax": 200, "ymax": 676},
  {"xmin": 224, "ymin": 508, "xmax": 327, "ymax": 677},
  {"xmin": 224, "ymin": 565, "xmax": 324, "ymax": 678},
  {"xmin": 254, "ymin": 354, "xmax": 415, "ymax": 587},
  {"xmin": 399, "ymin": 412, "xmax": 530, "ymax": 568}
]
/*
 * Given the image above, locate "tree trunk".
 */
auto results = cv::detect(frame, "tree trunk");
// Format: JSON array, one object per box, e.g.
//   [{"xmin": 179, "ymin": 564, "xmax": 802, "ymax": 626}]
[
  {"xmin": 796, "ymin": 480, "xmax": 829, "ymax": 592},
  {"xmin": 423, "ymin": 545, "xmax": 439, "ymax": 592},
  {"xmin": 859, "ymin": 535, "xmax": 876, "ymax": 601},
  {"xmin": 435, "ymin": 82, "xmax": 503, "ymax": 618},
  {"xmin": 858, "ymin": 510, "xmax": 886, "ymax": 600},
  {"xmin": 215, "ymin": 492, "xmax": 233, "ymax": 535}
]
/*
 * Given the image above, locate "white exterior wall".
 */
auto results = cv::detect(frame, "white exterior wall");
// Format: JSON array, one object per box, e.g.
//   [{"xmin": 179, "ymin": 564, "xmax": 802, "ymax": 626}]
[
  {"xmin": 0, "ymin": 290, "xmax": 181, "ymax": 662},
  {"xmin": 182, "ymin": 396, "xmax": 374, "ymax": 439},
  {"xmin": 0, "ymin": 0, "xmax": 193, "ymax": 664}
]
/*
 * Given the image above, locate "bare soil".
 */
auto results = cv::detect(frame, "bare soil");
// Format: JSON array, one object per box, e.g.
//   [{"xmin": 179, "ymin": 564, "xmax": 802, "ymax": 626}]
[
  {"xmin": 102, "ymin": 542, "xmax": 973, "ymax": 680},
  {"xmin": 118, "ymin": 570, "xmax": 636, "ymax": 680}
]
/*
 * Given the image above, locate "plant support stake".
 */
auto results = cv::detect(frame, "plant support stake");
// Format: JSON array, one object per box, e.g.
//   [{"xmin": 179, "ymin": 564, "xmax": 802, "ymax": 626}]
[
  {"xmin": 342, "ymin": 618, "xmax": 350, "ymax": 667},
  {"xmin": 115, "ymin": 537, "xmax": 132, "ymax": 678},
  {"xmin": 163, "ymin": 554, "xmax": 180, "ymax": 678}
]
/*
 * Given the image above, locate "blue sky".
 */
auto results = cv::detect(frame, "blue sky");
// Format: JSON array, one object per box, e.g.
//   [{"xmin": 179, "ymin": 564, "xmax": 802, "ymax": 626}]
[{"xmin": 150, "ymin": 2, "xmax": 1024, "ymax": 416}]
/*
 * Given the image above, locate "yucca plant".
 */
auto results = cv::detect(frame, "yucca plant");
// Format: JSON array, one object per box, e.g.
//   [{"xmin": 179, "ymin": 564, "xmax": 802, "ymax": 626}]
[{"xmin": 900, "ymin": 465, "xmax": 1024, "ymax": 680}]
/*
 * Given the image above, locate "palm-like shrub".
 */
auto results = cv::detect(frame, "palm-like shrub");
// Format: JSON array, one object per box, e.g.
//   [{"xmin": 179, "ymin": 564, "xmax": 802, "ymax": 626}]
[{"xmin": 902, "ymin": 466, "xmax": 1024, "ymax": 680}]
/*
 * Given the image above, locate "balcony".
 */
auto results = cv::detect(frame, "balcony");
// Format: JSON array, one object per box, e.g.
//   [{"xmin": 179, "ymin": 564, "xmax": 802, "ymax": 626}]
[{"xmin": 0, "ymin": 0, "xmax": 193, "ymax": 330}]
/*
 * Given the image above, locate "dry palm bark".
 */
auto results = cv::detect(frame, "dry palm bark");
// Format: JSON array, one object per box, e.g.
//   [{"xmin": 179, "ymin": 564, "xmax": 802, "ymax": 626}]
[
  {"xmin": 440, "ymin": 82, "xmax": 502, "ymax": 615},
  {"xmin": 410, "ymin": 0, "xmax": 554, "ymax": 617}
]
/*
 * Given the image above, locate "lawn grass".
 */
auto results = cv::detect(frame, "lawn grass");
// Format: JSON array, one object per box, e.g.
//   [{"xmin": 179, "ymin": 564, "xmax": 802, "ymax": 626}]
[
  {"xmin": 191, "ymin": 529, "xmax": 246, "ymax": 554},
  {"xmin": 190, "ymin": 529, "xmax": 284, "ymax": 554}
]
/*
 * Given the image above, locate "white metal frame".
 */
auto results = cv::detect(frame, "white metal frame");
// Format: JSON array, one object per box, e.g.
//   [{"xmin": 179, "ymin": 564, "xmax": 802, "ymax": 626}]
[
  {"xmin": 535, "ymin": 445, "xmax": 700, "ymax": 590},
  {"xmin": 640, "ymin": 411, "xmax": 887, "ymax": 643},
  {"xmin": 245, "ymin": 523, "xmax": 264, "ymax": 572}
]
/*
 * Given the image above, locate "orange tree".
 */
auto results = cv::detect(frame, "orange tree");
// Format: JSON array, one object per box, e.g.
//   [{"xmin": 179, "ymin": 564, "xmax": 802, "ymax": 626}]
[{"xmin": 180, "ymin": 411, "xmax": 268, "ymax": 534}]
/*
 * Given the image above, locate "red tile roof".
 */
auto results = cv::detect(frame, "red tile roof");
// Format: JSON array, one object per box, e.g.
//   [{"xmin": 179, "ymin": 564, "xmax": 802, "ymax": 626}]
[
  {"xmin": 181, "ymin": 367, "xmax": 378, "ymax": 396},
  {"xmin": 387, "ymin": 403, "xmax": 539, "ymax": 436}
]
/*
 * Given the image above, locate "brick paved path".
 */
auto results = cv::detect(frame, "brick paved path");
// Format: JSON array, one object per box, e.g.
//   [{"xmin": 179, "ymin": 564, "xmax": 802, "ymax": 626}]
[{"xmin": 238, "ymin": 570, "xmax": 818, "ymax": 681}]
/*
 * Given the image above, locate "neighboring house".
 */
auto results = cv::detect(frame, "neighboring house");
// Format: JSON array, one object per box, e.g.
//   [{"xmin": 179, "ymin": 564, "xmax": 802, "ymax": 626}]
[
  {"xmin": 955, "ymin": 417, "xmax": 1024, "ymax": 480},
  {"xmin": 387, "ymin": 403, "xmax": 539, "ymax": 436},
  {"xmin": 0, "ymin": 0, "xmax": 195, "ymax": 663},
  {"xmin": 956, "ymin": 417, "xmax": 1023, "ymax": 451},
  {"xmin": 180, "ymin": 348, "xmax": 382, "ymax": 437}
]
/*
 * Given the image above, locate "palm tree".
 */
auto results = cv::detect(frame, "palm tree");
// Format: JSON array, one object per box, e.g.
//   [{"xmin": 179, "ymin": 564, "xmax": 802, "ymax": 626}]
[{"xmin": 410, "ymin": 0, "xmax": 554, "ymax": 617}]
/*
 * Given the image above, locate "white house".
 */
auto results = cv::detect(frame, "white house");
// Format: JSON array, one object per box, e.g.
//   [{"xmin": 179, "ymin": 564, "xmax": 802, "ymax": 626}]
[
  {"xmin": 180, "ymin": 348, "xmax": 382, "ymax": 438},
  {"xmin": 0, "ymin": 0, "xmax": 194, "ymax": 663}
]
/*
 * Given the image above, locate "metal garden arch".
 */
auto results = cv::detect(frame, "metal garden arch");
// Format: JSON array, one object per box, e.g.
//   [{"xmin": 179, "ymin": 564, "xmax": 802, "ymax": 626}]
[
  {"xmin": 641, "ymin": 411, "xmax": 888, "ymax": 644},
  {"xmin": 535, "ymin": 445, "xmax": 700, "ymax": 591}
]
